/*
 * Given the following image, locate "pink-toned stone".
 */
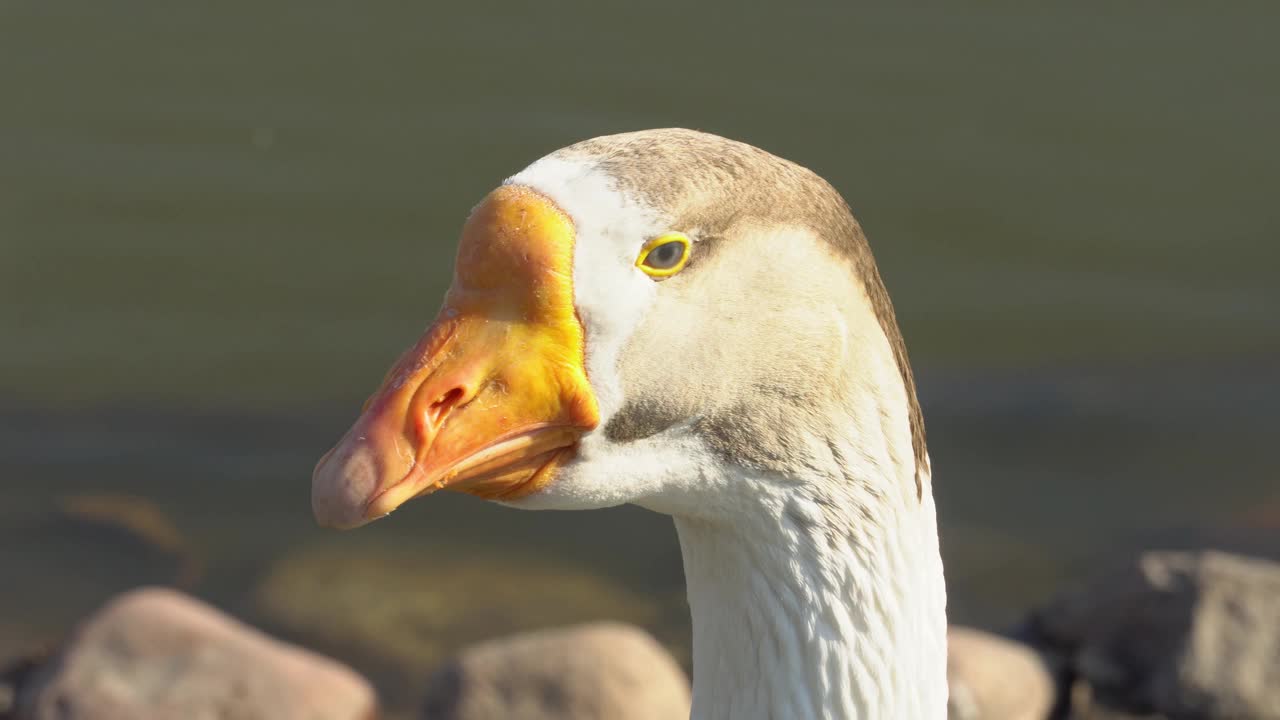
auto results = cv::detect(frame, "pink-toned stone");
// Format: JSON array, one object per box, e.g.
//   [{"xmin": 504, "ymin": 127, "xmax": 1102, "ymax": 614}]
[
  {"xmin": 420, "ymin": 622, "xmax": 690, "ymax": 720},
  {"xmin": 947, "ymin": 626, "xmax": 1056, "ymax": 720},
  {"xmin": 16, "ymin": 587, "xmax": 377, "ymax": 720}
]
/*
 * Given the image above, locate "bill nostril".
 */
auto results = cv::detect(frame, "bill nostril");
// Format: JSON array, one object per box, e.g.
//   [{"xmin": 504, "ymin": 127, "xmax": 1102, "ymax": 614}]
[
  {"xmin": 427, "ymin": 387, "xmax": 467, "ymax": 429},
  {"xmin": 407, "ymin": 380, "xmax": 481, "ymax": 445}
]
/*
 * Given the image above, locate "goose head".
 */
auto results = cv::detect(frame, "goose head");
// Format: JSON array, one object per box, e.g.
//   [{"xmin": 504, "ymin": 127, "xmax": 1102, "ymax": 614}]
[{"xmin": 313, "ymin": 128, "xmax": 947, "ymax": 719}]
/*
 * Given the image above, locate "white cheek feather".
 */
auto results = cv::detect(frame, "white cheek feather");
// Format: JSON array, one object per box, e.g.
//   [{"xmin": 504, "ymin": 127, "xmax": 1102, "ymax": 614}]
[
  {"xmin": 505, "ymin": 155, "xmax": 701, "ymax": 510},
  {"xmin": 505, "ymin": 156, "xmax": 662, "ymax": 424}
]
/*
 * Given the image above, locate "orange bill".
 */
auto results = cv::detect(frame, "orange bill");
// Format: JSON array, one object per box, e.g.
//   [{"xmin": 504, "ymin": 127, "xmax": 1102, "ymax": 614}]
[{"xmin": 311, "ymin": 185, "xmax": 599, "ymax": 529}]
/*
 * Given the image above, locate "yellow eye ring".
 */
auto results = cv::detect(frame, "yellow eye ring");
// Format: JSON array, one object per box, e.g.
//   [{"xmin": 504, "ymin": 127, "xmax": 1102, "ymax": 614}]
[{"xmin": 635, "ymin": 232, "xmax": 691, "ymax": 278}]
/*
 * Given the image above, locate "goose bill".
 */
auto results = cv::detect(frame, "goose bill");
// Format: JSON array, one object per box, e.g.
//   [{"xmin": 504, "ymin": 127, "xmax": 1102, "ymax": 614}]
[{"xmin": 311, "ymin": 185, "xmax": 599, "ymax": 529}]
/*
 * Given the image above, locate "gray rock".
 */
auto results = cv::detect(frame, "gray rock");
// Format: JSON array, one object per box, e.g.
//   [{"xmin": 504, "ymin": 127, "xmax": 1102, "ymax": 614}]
[
  {"xmin": 420, "ymin": 622, "xmax": 690, "ymax": 720},
  {"xmin": 1032, "ymin": 550, "xmax": 1280, "ymax": 719},
  {"xmin": 16, "ymin": 587, "xmax": 377, "ymax": 720},
  {"xmin": 946, "ymin": 626, "xmax": 1056, "ymax": 720}
]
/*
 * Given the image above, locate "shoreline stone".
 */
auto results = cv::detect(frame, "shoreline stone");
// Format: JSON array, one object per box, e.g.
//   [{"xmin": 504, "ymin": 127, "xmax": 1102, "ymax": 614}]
[
  {"xmin": 15, "ymin": 587, "xmax": 377, "ymax": 720},
  {"xmin": 420, "ymin": 622, "xmax": 690, "ymax": 720},
  {"xmin": 946, "ymin": 625, "xmax": 1057, "ymax": 720},
  {"xmin": 11, "ymin": 544, "xmax": 1280, "ymax": 720}
]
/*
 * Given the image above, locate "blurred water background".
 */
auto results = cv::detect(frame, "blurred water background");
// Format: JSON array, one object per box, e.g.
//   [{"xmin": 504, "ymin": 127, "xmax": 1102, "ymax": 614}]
[{"xmin": 2, "ymin": 1, "xmax": 1278, "ymax": 710}]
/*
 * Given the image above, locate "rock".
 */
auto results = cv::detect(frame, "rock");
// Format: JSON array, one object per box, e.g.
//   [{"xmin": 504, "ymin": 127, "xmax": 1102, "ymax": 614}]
[
  {"xmin": 420, "ymin": 622, "xmax": 690, "ymax": 720},
  {"xmin": 255, "ymin": 539, "xmax": 681, "ymax": 703},
  {"xmin": 15, "ymin": 587, "xmax": 377, "ymax": 720},
  {"xmin": 1030, "ymin": 550, "xmax": 1280, "ymax": 719},
  {"xmin": 946, "ymin": 626, "xmax": 1056, "ymax": 720}
]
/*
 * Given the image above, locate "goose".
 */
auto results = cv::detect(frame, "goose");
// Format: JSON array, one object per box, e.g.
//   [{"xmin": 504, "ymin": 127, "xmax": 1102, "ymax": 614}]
[{"xmin": 312, "ymin": 128, "xmax": 947, "ymax": 719}]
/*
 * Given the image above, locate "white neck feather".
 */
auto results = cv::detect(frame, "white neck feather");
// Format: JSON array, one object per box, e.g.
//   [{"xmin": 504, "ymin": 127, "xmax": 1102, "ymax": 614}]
[{"xmin": 673, "ymin": 467, "xmax": 947, "ymax": 720}]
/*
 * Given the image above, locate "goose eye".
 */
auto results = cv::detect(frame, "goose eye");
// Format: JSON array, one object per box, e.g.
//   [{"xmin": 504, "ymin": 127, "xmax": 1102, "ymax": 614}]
[
  {"xmin": 636, "ymin": 233, "xmax": 691, "ymax": 278},
  {"xmin": 647, "ymin": 242, "xmax": 683, "ymax": 268}
]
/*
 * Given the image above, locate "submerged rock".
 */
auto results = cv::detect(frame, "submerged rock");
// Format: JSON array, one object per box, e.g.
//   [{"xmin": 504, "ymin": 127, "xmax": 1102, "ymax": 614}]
[
  {"xmin": 54, "ymin": 493, "xmax": 201, "ymax": 589},
  {"xmin": 1, "ymin": 649, "xmax": 48, "ymax": 720},
  {"xmin": 420, "ymin": 622, "xmax": 690, "ymax": 720},
  {"xmin": 1063, "ymin": 679, "xmax": 1168, "ymax": 720},
  {"xmin": 1031, "ymin": 550, "xmax": 1280, "ymax": 719},
  {"xmin": 15, "ymin": 587, "xmax": 376, "ymax": 720},
  {"xmin": 0, "ymin": 623, "xmax": 50, "ymax": 678},
  {"xmin": 254, "ymin": 539, "xmax": 680, "ymax": 702},
  {"xmin": 946, "ymin": 626, "xmax": 1056, "ymax": 720},
  {"xmin": 0, "ymin": 493, "xmax": 200, "ymax": 649}
]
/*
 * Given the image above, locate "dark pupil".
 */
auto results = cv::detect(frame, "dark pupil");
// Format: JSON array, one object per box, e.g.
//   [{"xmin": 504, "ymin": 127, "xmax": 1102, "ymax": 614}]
[{"xmin": 649, "ymin": 241, "xmax": 682, "ymax": 268}]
